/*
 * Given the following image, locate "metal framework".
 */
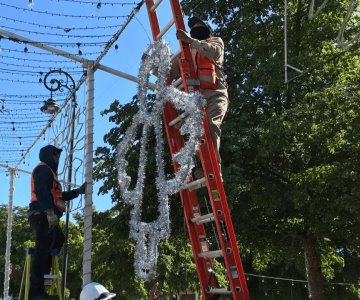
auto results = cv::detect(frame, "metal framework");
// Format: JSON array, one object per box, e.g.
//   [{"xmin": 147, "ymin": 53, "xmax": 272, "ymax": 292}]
[{"xmin": 0, "ymin": 0, "xmax": 151, "ymax": 296}]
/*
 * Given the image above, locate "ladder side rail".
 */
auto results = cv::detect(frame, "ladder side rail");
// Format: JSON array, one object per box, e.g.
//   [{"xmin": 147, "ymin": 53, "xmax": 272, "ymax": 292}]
[
  {"xmin": 197, "ymin": 118, "xmax": 250, "ymax": 299},
  {"xmin": 169, "ymin": 0, "xmax": 199, "ymax": 94},
  {"xmin": 146, "ymin": 0, "xmax": 161, "ymax": 40}
]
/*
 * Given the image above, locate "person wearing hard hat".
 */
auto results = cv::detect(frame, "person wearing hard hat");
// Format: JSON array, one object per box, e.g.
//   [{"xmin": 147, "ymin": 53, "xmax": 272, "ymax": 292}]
[
  {"xmin": 80, "ymin": 282, "xmax": 116, "ymax": 300},
  {"xmin": 171, "ymin": 16, "xmax": 229, "ymax": 176},
  {"xmin": 28, "ymin": 145, "xmax": 87, "ymax": 300}
]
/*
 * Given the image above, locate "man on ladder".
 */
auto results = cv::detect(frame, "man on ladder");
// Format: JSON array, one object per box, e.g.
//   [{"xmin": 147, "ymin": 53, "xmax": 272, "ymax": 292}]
[
  {"xmin": 171, "ymin": 16, "xmax": 229, "ymax": 176},
  {"xmin": 27, "ymin": 145, "xmax": 86, "ymax": 300}
]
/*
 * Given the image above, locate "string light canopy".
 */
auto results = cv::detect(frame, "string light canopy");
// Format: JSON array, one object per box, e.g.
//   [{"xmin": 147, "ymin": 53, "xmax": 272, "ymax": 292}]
[{"xmin": 0, "ymin": 0, "xmax": 142, "ymax": 165}]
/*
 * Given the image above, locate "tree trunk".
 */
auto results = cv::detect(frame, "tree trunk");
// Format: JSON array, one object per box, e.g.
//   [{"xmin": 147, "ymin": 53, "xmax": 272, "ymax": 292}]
[{"xmin": 303, "ymin": 237, "xmax": 325, "ymax": 300}]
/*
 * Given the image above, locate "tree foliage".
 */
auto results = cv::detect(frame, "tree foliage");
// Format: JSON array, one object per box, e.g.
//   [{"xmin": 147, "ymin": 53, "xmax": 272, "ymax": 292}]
[
  {"xmin": 180, "ymin": 0, "xmax": 360, "ymax": 299},
  {"xmin": 0, "ymin": 205, "xmax": 85, "ymax": 298}
]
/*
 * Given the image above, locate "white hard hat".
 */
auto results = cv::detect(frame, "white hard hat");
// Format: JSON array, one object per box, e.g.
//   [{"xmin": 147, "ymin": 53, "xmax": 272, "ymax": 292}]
[{"xmin": 80, "ymin": 282, "xmax": 116, "ymax": 300}]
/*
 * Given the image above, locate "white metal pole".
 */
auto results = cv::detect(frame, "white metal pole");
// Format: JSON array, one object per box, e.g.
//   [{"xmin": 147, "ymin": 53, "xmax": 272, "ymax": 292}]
[
  {"xmin": 3, "ymin": 168, "xmax": 15, "ymax": 298},
  {"xmin": 82, "ymin": 63, "xmax": 95, "ymax": 286}
]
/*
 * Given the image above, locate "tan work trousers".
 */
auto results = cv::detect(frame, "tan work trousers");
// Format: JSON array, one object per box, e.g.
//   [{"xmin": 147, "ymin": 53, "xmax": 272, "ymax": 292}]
[{"xmin": 205, "ymin": 94, "xmax": 229, "ymax": 164}]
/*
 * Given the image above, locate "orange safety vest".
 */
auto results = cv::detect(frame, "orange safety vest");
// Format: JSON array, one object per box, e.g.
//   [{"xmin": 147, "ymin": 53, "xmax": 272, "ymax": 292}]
[
  {"xmin": 195, "ymin": 51, "xmax": 218, "ymax": 90},
  {"xmin": 31, "ymin": 162, "xmax": 66, "ymax": 212}
]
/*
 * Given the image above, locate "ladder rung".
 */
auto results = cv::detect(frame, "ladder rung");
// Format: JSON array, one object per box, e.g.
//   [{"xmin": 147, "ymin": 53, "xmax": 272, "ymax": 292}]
[
  {"xmin": 181, "ymin": 177, "xmax": 206, "ymax": 191},
  {"xmin": 150, "ymin": 0, "xmax": 162, "ymax": 12},
  {"xmin": 170, "ymin": 50, "xmax": 181, "ymax": 61},
  {"xmin": 172, "ymin": 77, "xmax": 183, "ymax": 88},
  {"xmin": 198, "ymin": 250, "xmax": 222, "ymax": 259},
  {"xmin": 168, "ymin": 112, "xmax": 187, "ymax": 126},
  {"xmin": 191, "ymin": 213, "xmax": 214, "ymax": 225},
  {"xmin": 44, "ymin": 274, "xmax": 58, "ymax": 279},
  {"xmin": 156, "ymin": 19, "xmax": 175, "ymax": 40},
  {"xmin": 207, "ymin": 288, "xmax": 232, "ymax": 295}
]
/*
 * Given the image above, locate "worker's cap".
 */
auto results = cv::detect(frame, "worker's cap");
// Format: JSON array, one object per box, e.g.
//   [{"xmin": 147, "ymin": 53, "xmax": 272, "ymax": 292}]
[{"xmin": 188, "ymin": 16, "xmax": 213, "ymax": 35}]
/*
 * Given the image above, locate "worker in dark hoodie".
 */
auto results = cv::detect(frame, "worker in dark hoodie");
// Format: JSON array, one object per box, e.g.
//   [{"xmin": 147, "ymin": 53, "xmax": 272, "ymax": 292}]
[{"xmin": 28, "ymin": 145, "xmax": 86, "ymax": 300}]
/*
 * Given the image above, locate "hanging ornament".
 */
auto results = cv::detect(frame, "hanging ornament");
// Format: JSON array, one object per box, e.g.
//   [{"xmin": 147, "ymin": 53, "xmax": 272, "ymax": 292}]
[
  {"xmin": 77, "ymin": 43, "xmax": 82, "ymax": 56},
  {"xmin": 116, "ymin": 40, "xmax": 205, "ymax": 281}
]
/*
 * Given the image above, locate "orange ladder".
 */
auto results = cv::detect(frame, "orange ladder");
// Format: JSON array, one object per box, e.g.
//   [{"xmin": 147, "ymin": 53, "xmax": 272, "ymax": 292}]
[{"xmin": 144, "ymin": 1, "xmax": 250, "ymax": 299}]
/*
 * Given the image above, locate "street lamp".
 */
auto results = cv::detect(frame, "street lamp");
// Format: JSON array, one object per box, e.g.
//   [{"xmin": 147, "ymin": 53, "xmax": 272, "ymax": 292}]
[
  {"xmin": 40, "ymin": 98, "xmax": 60, "ymax": 114},
  {"xmin": 42, "ymin": 69, "xmax": 77, "ymax": 300}
]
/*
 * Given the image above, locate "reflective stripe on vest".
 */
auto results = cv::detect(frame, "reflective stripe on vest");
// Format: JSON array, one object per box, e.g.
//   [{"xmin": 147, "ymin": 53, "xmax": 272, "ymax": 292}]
[
  {"xmin": 196, "ymin": 52, "xmax": 217, "ymax": 90},
  {"xmin": 31, "ymin": 162, "xmax": 66, "ymax": 212}
]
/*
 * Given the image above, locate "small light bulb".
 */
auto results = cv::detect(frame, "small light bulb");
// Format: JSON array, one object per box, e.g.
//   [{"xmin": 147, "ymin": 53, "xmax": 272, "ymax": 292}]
[{"xmin": 28, "ymin": 0, "xmax": 34, "ymax": 9}]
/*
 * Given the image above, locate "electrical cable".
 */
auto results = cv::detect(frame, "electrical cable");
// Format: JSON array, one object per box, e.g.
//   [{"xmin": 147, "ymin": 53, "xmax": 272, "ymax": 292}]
[
  {"xmin": 52, "ymin": 0, "xmax": 136, "ymax": 5},
  {"xmin": 1, "ymin": 25, "xmax": 114, "ymax": 39},
  {"xmin": 0, "ymin": 15, "xmax": 122, "ymax": 31},
  {"xmin": 0, "ymin": 3, "xmax": 128, "ymax": 19},
  {"xmin": 0, "ymin": 54, "xmax": 83, "ymax": 64},
  {"xmin": 1, "ymin": 47, "xmax": 103, "ymax": 56}
]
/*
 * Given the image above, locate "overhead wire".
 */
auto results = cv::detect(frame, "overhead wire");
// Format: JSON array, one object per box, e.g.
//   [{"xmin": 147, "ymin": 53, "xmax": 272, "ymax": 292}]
[
  {"xmin": 0, "ymin": 93, "xmax": 68, "ymax": 98},
  {"xmin": 0, "ymin": 16, "xmax": 123, "ymax": 31},
  {"xmin": 0, "ymin": 68, "xmax": 85, "ymax": 75},
  {"xmin": 0, "ymin": 0, "xmax": 144, "ymax": 173},
  {"xmin": 51, "ymin": 0, "xmax": 136, "ymax": 5},
  {"xmin": 1, "ymin": 25, "xmax": 114, "ymax": 39},
  {"xmin": 0, "ymin": 3, "xmax": 128, "ymax": 19},
  {"xmin": 1, "ymin": 47, "xmax": 103, "ymax": 55},
  {"xmin": 0, "ymin": 54, "xmax": 82, "ymax": 64},
  {"xmin": 0, "ymin": 61, "xmax": 83, "ymax": 71}
]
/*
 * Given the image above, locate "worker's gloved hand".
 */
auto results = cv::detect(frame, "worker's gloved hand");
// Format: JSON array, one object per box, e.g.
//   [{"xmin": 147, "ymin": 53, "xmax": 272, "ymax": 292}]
[
  {"xmin": 44, "ymin": 209, "xmax": 59, "ymax": 229},
  {"xmin": 176, "ymin": 29, "xmax": 194, "ymax": 44},
  {"xmin": 78, "ymin": 182, "xmax": 87, "ymax": 195}
]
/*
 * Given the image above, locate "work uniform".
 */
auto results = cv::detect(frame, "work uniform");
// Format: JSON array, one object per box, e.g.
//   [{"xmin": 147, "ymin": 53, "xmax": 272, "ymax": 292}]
[
  {"xmin": 28, "ymin": 145, "xmax": 81, "ymax": 299},
  {"xmin": 170, "ymin": 36, "xmax": 228, "ymax": 164}
]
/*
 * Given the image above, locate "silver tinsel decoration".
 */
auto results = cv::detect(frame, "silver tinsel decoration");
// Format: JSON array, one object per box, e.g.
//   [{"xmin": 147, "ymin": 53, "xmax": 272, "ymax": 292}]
[{"xmin": 116, "ymin": 40, "xmax": 205, "ymax": 281}]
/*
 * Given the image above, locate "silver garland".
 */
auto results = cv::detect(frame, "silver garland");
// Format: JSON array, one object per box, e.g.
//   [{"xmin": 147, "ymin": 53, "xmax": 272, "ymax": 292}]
[{"xmin": 116, "ymin": 40, "xmax": 205, "ymax": 281}]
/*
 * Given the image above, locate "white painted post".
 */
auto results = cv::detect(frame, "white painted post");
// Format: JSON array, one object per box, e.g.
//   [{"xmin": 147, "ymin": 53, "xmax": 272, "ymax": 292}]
[
  {"xmin": 82, "ymin": 63, "xmax": 95, "ymax": 286},
  {"xmin": 3, "ymin": 168, "xmax": 15, "ymax": 298}
]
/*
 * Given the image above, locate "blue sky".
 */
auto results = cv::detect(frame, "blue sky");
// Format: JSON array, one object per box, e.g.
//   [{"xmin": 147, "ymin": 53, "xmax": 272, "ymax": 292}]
[{"xmin": 0, "ymin": 0, "xmax": 184, "ymax": 217}]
